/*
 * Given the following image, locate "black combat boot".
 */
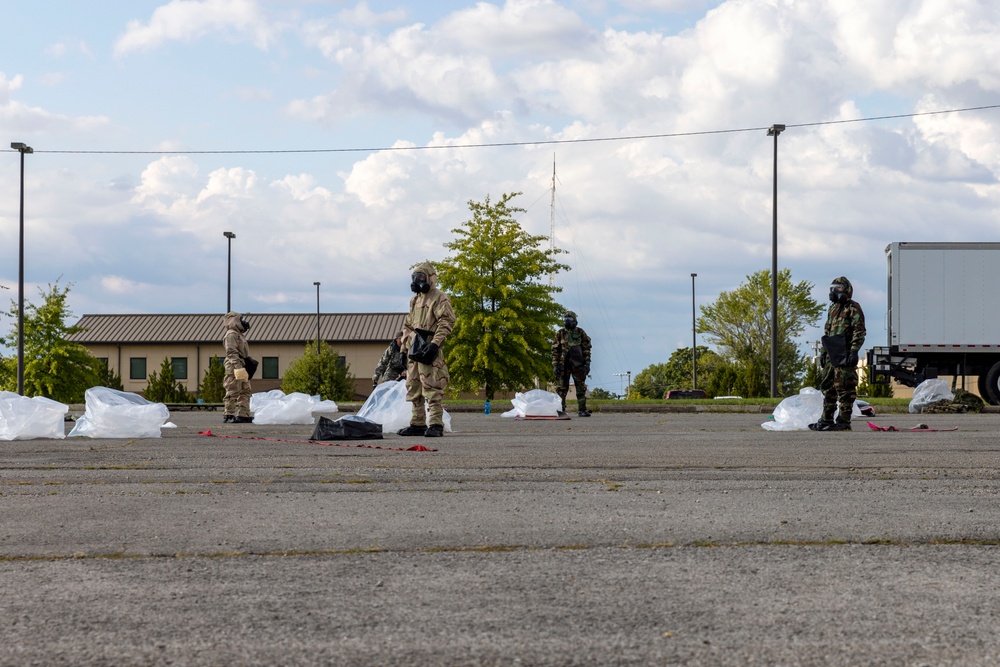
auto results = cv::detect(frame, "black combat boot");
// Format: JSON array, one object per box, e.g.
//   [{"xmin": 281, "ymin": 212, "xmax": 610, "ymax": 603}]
[
  {"xmin": 820, "ymin": 420, "xmax": 851, "ymax": 431},
  {"xmin": 397, "ymin": 424, "xmax": 427, "ymax": 436},
  {"xmin": 223, "ymin": 415, "xmax": 234, "ymax": 423},
  {"xmin": 424, "ymin": 424, "xmax": 444, "ymax": 437},
  {"xmin": 233, "ymin": 415, "xmax": 253, "ymax": 424},
  {"xmin": 578, "ymin": 399, "xmax": 592, "ymax": 417},
  {"xmin": 808, "ymin": 419, "xmax": 833, "ymax": 431}
]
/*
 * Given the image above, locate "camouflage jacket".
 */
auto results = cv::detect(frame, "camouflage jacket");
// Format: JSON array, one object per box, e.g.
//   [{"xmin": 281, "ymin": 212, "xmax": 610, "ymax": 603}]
[
  {"xmin": 373, "ymin": 341, "xmax": 407, "ymax": 384},
  {"xmin": 824, "ymin": 301, "xmax": 866, "ymax": 354},
  {"xmin": 402, "ymin": 287, "xmax": 456, "ymax": 350},
  {"xmin": 552, "ymin": 327, "xmax": 592, "ymax": 369}
]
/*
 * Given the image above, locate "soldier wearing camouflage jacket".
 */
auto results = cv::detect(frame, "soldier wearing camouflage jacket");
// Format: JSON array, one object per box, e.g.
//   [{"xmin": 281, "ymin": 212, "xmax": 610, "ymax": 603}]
[
  {"xmin": 810, "ymin": 276, "xmax": 866, "ymax": 432},
  {"xmin": 552, "ymin": 311, "xmax": 592, "ymax": 417},
  {"xmin": 397, "ymin": 262, "xmax": 456, "ymax": 438}
]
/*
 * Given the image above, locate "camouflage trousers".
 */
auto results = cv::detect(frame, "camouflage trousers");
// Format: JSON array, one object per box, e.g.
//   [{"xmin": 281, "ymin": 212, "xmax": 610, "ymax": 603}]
[
  {"xmin": 223, "ymin": 374, "xmax": 252, "ymax": 417},
  {"xmin": 820, "ymin": 364, "xmax": 858, "ymax": 423},
  {"xmin": 406, "ymin": 358, "xmax": 449, "ymax": 427},
  {"xmin": 556, "ymin": 366, "xmax": 588, "ymax": 412}
]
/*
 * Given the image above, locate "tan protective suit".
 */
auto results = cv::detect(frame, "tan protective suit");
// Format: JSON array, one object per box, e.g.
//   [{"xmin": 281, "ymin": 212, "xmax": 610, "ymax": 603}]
[
  {"xmin": 223, "ymin": 311, "xmax": 252, "ymax": 419},
  {"xmin": 402, "ymin": 263, "xmax": 456, "ymax": 427}
]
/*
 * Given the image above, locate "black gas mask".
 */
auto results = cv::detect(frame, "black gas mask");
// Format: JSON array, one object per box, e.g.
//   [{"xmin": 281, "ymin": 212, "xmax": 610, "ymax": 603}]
[
  {"xmin": 239, "ymin": 316, "xmax": 251, "ymax": 333},
  {"xmin": 563, "ymin": 315, "xmax": 577, "ymax": 330},
  {"xmin": 410, "ymin": 272, "xmax": 430, "ymax": 294},
  {"xmin": 829, "ymin": 284, "xmax": 848, "ymax": 305}
]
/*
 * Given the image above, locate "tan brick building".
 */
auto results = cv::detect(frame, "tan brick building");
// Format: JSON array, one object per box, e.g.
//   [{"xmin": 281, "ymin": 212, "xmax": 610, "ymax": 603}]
[{"xmin": 68, "ymin": 313, "xmax": 406, "ymax": 399}]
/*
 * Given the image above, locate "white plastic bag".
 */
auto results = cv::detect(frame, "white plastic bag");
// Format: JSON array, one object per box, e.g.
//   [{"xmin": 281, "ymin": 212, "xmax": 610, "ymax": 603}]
[
  {"xmin": 357, "ymin": 380, "xmax": 452, "ymax": 432},
  {"xmin": 501, "ymin": 389, "xmax": 562, "ymax": 418},
  {"xmin": 250, "ymin": 390, "xmax": 334, "ymax": 424},
  {"xmin": 909, "ymin": 378, "xmax": 954, "ymax": 413},
  {"xmin": 68, "ymin": 387, "xmax": 172, "ymax": 438},
  {"xmin": 761, "ymin": 387, "xmax": 863, "ymax": 431},
  {"xmin": 762, "ymin": 387, "xmax": 824, "ymax": 431},
  {"xmin": 0, "ymin": 391, "xmax": 68, "ymax": 440}
]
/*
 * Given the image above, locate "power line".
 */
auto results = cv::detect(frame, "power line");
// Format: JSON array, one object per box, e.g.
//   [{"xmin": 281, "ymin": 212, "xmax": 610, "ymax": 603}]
[{"xmin": 13, "ymin": 103, "xmax": 1000, "ymax": 156}]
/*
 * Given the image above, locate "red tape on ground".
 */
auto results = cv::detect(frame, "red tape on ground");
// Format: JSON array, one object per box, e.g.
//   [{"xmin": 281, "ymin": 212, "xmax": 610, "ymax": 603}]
[{"xmin": 198, "ymin": 430, "xmax": 436, "ymax": 452}]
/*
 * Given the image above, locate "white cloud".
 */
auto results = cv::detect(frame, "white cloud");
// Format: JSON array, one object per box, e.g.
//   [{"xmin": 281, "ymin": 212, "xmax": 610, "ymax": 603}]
[{"xmin": 114, "ymin": 0, "xmax": 277, "ymax": 56}]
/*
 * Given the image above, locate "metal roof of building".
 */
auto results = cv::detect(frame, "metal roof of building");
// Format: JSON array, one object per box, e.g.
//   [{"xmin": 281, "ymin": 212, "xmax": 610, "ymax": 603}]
[{"xmin": 68, "ymin": 313, "xmax": 407, "ymax": 345}]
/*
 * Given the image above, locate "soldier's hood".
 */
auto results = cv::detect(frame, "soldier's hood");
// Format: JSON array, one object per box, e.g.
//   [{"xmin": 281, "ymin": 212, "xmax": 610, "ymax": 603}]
[
  {"xmin": 413, "ymin": 261, "xmax": 437, "ymax": 288},
  {"xmin": 224, "ymin": 311, "xmax": 244, "ymax": 332},
  {"xmin": 832, "ymin": 276, "xmax": 853, "ymax": 300}
]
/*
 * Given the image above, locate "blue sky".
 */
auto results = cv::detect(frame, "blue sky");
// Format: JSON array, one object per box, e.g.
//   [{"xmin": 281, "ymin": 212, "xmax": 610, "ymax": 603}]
[{"xmin": 3, "ymin": 0, "xmax": 1000, "ymax": 394}]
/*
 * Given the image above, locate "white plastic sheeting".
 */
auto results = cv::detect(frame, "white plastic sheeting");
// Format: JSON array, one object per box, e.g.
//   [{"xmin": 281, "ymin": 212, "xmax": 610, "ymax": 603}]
[
  {"xmin": 356, "ymin": 380, "xmax": 452, "ymax": 432},
  {"xmin": 0, "ymin": 391, "xmax": 68, "ymax": 440},
  {"xmin": 908, "ymin": 378, "xmax": 954, "ymax": 414},
  {"xmin": 250, "ymin": 390, "xmax": 338, "ymax": 425},
  {"xmin": 501, "ymin": 389, "xmax": 562, "ymax": 418},
  {"xmin": 68, "ymin": 387, "xmax": 173, "ymax": 438},
  {"xmin": 761, "ymin": 387, "xmax": 862, "ymax": 431}
]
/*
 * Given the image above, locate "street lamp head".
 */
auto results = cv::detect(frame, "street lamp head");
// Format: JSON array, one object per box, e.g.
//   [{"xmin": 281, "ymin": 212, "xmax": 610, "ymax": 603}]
[
  {"xmin": 10, "ymin": 142, "xmax": 33, "ymax": 154},
  {"xmin": 223, "ymin": 231, "xmax": 236, "ymax": 239},
  {"xmin": 314, "ymin": 281, "xmax": 321, "ymax": 287},
  {"xmin": 691, "ymin": 273, "xmax": 697, "ymax": 278},
  {"xmin": 767, "ymin": 124, "xmax": 786, "ymax": 137}
]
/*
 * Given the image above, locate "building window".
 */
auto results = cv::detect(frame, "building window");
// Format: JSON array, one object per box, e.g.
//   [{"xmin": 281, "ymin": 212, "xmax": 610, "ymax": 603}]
[
  {"xmin": 171, "ymin": 357, "xmax": 188, "ymax": 380},
  {"xmin": 262, "ymin": 357, "xmax": 279, "ymax": 379},
  {"xmin": 96, "ymin": 357, "xmax": 109, "ymax": 369},
  {"xmin": 130, "ymin": 358, "xmax": 147, "ymax": 380},
  {"xmin": 209, "ymin": 356, "xmax": 224, "ymax": 370},
  {"xmin": 338, "ymin": 356, "xmax": 347, "ymax": 368}
]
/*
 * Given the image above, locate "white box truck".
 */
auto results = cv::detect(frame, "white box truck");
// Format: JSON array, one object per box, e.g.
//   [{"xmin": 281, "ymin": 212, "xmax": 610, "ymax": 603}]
[{"xmin": 868, "ymin": 242, "xmax": 1000, "ymax": 404}]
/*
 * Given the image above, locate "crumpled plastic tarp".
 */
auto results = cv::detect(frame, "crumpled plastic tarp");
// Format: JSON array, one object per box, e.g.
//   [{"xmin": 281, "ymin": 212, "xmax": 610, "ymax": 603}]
[
  {"xmin": 761, "ymin": 387, "xmax": 862, "ymax": 431},
  {"xmin": 68, "ymin": 387, "xmax": 173, "ymax": 438},
  {"xmin": 356, "ymin": 380, "xmax": 452, "ymax": 432},
  {"xmin": 250, "ymin": 390, "xmax": 338, "ymax": 425},
  {"xmin": 909, "ymin": 378, "xmax": 954, "ymax": 413},
  {"xmin": 0, "ymin": 391, "xmax": 69, "ymax": 440},
  {"xmin": 501, "ymin": 389, "xmax": 562, "ymax": 418}
]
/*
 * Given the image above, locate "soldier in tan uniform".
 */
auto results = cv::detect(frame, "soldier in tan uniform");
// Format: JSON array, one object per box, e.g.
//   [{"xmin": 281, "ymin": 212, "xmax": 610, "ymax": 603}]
[
  {"xmin": 398, "ymin": 262, "xmax": 456, "ymax": 438},
  {"xmin": 222, "ymin": 311, "xmax": 253, "ymax": 423}
]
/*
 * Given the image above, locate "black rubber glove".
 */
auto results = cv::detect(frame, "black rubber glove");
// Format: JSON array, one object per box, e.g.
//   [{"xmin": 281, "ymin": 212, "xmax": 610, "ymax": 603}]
[
  {"xmin": 820, "ymin": 352, "xmax": 828, "ymax": 368},
  {"xmin": 582, "ymin": 364, "xmax": 591, "ymax": 376},
  {"xmin": 847, "ymin": 351, "xmax": 859, "ymax": 367}
]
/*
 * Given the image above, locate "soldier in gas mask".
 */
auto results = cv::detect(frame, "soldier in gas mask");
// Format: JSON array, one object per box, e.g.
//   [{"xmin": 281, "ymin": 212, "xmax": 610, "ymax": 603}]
[
  {"xmin": 223, "ymin": 311, "xmax": 254, "ymax": 424},
  {"xmin": 397, "ymin": 262, "xmax": 456, "ymax": 438},
  {"xmin": 552, "ymin": 310, "xmax": 592, "ymax": 416},
  {"xmin": 810, "ymin": 277, "xmax": 866, "ymax": 431}
]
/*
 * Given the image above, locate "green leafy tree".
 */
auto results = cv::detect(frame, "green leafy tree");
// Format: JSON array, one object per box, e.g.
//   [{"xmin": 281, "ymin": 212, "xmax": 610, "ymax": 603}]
[
  {"xmin": 281, "ymin": 340, "xmax": 356, "ymax": 401},
  {"xmin": 589, "ymin": 387, "xmax": 619, "ymax": 400},
  {"xmin": 1, "ymin": 282, "xmax": 103, "ymax": 402},
  {"xmin": 632, "ymin": 346, "xmax": 723, "ymax": 398},
  {"xmin": 96, "ymin": 360, "xmax": 124, "ymax": 391},
  {"xmin": 698, "ymin": 269, "xmax": 823, "ymax": 397},
  {"xmin": 144, "ymin": 357, "xmax": 194, "ymax": 403},
  {"xmin": 199, "ymin": 356, "xmax": 226, "ymax": 402},
  {"xmin": 801, "ymin": 355, "xmax": 822, "ymax": 390},
  {"xmin": 435, "ymin": 192, "xmax": 571, "ymax": 400}
]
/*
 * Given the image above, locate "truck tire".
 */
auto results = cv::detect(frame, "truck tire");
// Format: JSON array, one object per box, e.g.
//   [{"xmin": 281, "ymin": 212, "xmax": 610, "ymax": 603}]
[
  {"xmin": 978, "ymin": 374, "xmax": 994, "ymax": 404},
  {"xmin": 984, "ymin": 362, "xmax": 1000, "ymax": 406}
]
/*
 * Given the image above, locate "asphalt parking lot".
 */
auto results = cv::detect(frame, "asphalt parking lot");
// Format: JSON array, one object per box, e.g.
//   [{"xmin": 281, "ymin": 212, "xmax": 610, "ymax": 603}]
[{"xmin": 2, "ymin": 410, "xmax": 999, "ymax": 666}]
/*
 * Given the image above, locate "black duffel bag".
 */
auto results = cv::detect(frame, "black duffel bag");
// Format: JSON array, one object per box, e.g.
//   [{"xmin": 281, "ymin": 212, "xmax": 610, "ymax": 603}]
[
  {"xmin": 408, "ymin": 328, "xmax": 438, "ymax": 364},
  {"xmin": 310, "ymin": 415, "xmax": 383, "ymax": 441},
  {"xmin": 241, "ymin": 356, "xmax": 259, "ymax": 380}
]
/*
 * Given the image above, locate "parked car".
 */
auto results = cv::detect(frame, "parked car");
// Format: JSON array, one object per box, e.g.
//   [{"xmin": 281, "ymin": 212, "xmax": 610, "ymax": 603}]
[{"xmin": 665, "ymin": 389, "xmax": 707, "ymax": 400}]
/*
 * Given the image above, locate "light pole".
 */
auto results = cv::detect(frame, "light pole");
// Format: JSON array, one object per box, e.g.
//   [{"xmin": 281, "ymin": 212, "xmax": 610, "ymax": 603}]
[
  {"xmin": 691, "ymin": 273, "xmax": 697, "ymax": 390},
  {"xmin": 11, "ymin": 142, "xmax": 33, "ymax": 396},
  {"xmin": 223, "ymin": 231, "xmax": 235, "ymax": 313},
  {"xmin": 767, "ymin": 124, "xmax": 785, "ymax": 398},
  {"xmin": 313, "ymin": 282, "xmax": 321, "ymax": 356}
]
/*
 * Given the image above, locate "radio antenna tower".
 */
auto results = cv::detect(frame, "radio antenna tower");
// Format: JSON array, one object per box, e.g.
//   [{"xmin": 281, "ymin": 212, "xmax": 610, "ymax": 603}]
[{"xmin": 549, "ymin": 154, "xmax": 556, "ymax": 288}]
